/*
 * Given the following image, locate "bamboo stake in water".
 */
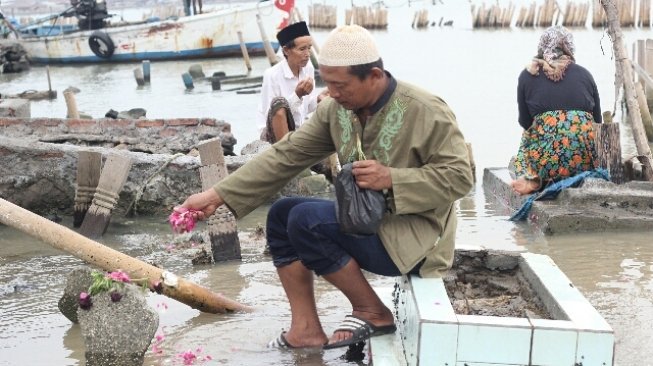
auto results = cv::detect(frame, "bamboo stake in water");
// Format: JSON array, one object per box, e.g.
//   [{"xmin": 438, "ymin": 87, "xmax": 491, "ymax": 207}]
[
  {"xmin": 237, "ymin": 31, "xmax": 252, "ymax": 72},
  {"xmin": 256, "ymin": 13, "xmax": 278, "ymax": 66}
]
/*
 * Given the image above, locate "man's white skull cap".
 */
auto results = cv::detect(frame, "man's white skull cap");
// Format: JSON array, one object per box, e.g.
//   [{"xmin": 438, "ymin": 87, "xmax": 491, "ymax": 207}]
[{"xmin": 318, "ymin": 25, "xmax": 380, "ymax": 67}]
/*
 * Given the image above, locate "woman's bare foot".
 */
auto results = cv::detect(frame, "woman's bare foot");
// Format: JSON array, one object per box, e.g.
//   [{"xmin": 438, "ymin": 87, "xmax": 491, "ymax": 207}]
[{"xmin": 511, "ymin": 178, "xmax": 540, "ymax": 195}]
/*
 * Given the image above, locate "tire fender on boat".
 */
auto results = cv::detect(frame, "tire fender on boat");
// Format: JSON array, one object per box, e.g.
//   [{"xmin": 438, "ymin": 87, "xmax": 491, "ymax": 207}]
[{"xmin": 88, "ymin": 31, "xmax": 115, "ymax": 59}]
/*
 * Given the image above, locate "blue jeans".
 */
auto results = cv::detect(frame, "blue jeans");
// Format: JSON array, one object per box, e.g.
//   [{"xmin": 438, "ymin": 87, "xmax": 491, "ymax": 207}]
[{"xmin": 266, "ymin": 197, "xmax": 405, "ymax": 276}]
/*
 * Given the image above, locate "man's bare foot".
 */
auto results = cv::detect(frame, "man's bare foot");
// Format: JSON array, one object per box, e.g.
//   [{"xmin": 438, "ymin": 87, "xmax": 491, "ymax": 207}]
[
  {"xmin": 328, "ymin": 309, "xmax": 395, "ymax": 345},
  {"xmin": 281, "ymin": 328, "xmax": 328, "ymax": 348},
  {"xmin": 511, "ymin": 178, "xmax": 540, "ymax": 195}
]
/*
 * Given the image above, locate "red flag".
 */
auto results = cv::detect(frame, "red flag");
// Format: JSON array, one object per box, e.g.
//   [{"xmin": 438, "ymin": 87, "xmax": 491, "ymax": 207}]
[
  {"xmin": 274, "ymin": 0, "xmax": 295, "ymax": 29},
  {"xmin": 274, "ymin": 0, "xmax": 295, "ymax": 13}
]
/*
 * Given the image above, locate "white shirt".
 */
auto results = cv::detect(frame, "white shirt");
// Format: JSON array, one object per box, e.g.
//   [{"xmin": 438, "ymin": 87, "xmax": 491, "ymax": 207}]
[{"xmin": 257, "ymin": 58, "xmax": 319, "ymax": 131}]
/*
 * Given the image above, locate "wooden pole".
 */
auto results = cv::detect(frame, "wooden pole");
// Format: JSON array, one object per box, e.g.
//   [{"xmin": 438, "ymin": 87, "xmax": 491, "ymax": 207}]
[
  {"xmin": 236, "ymin": 31, "xmax": 252, "ymax": 73},
  {"xmin": 64, "ymin": 90, "xmax": 80, "ymax": 119},
  {"xmin": 601, "ymin": 0, "xmax": 653, "ymax": 181},
  {"xmin": 79, "ymin": 154, "xmax": 132, "ymax": 238},
  {"xmin": 198, "ymin": 138, "xmax": 241, "ymax": 262},
  {"xmin": 0, "ymin": 197, "xmax": 250, "ymax": 313},
  {"xmin": 142, "ymin": 60, "xmax": 151, "ymax": 84},
  {"xmin": 646, "ymin": 39, "xmax": 653, "ymax": 109},
  {"xmin": 46, "ymin": 66, "xmax": 55, "ymax": 99},
  {"xmin": 74, "ymin": 151, "xmax": 102, "ymax": 228},
  {"xmin": 256, "ymin": 13, "xmax": 278, "ymax": 66},
  {"xmin": 635, "ymin": 82, "xmax": 653, "ymax": 141}
]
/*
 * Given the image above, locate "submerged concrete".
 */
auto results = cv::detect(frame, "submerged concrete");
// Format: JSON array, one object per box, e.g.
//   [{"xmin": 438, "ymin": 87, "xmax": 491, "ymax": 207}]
[{"xmin": 483, "ymin": 167, "xmax": 653, "ymax": 234}]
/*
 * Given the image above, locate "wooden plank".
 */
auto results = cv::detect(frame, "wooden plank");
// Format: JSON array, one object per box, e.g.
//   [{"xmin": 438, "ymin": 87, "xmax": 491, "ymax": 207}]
[
  {"xmin": 73, "ymin": 151, "xmax": 102, "ymax": 228},
  {"xmin": 197, "ymin": 138, "xmax": 241, "ymax": 262},
  {"xmin": 79, "ymin": 153, "xmax": 132, "ymax": 238}
]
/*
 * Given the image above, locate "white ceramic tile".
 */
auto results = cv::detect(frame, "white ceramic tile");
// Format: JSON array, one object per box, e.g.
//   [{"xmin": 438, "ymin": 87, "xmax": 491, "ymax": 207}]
[
  {"xmin": 530, "ymin": 319, "xmax": 578, "ymax": 365},
  {"xmin": 411, "ymin": 277, "xmax": 457, "ymax": 323},
  {"xmin": 370, "ymin": 332, "xmax": 408, "ymax": 366},
  {"xmin": 457, "ymin": 315, "xmax": 532, "ymax": 365},
  {"xmin": 576, "ymin": 331, "xmax": 615, "ymax": 366},
  {"xmin": 420, "ymin": 322, "xmax": 458, "ymax": 366}
]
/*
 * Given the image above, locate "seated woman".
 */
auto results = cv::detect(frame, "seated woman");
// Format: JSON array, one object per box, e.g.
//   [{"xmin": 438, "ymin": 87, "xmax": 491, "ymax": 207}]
[
  {"xmin": 258, "ymin": 21, "xmax": 328, "ymax": 144},
  {"xmin": 511, "ymin": 25, "xmax": 602, "ymax": 195}
]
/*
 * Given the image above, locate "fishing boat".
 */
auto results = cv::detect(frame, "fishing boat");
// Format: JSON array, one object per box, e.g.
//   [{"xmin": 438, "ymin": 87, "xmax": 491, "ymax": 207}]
[{"xmin": 1, "ymin": 0, "xmax": 291, "ymax": 64}]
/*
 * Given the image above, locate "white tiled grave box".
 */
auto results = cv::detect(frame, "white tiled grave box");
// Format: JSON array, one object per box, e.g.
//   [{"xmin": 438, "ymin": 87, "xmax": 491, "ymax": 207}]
[{"xmin": 374, "ymin": 248, "xmax": 614, "ymax": 366}]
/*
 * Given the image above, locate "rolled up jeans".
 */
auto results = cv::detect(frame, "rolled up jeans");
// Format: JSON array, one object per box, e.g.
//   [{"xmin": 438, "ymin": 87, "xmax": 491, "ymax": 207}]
[{"xmin": 266, "ymin": 197, "xmax": 416, "ymax": 276}]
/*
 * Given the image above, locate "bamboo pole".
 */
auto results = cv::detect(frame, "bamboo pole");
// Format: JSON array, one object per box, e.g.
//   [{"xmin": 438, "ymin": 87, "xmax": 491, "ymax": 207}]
[
  {"xmin": 601, "ymin": 0, "xmax": 653, "ymax": 180},
  {"xmin": 236, "ymin": 31, "xmax": 252, "ymax": 73},
  {"xmin": 0, "ymin": 197, "xmax": 251, "ymax": 313},
  {"xmin": 256, "ymin": 13, "xmax": 278, "ymax": 66}
]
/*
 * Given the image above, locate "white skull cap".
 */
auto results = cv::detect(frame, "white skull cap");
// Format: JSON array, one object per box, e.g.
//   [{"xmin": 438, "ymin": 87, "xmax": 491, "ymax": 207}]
[{"xmin": 318, "ymin": 25, "xmax": 380, "ymax": 67}]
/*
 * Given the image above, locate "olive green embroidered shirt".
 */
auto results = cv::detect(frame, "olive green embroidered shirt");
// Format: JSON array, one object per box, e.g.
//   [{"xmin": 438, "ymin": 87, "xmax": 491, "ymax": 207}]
[{"xmin": 214, "ymin": 80, "xmax": 473, "ymax": 277}]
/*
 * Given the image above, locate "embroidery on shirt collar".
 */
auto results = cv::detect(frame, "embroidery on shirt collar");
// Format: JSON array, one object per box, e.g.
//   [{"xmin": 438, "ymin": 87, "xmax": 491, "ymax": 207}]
[{"xmin": 337, "ymin": 97, "xmax": 408, "ymax": 165}]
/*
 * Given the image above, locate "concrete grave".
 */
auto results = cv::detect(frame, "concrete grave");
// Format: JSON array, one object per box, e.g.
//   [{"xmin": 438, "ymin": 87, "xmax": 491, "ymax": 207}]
[
  {"xmin": 371, "ymin": 248, "xmax": 614, "ymax": 366},
  {"xmin": 483, "ymin": 167, "xmax": 653, "ymax": 234}
]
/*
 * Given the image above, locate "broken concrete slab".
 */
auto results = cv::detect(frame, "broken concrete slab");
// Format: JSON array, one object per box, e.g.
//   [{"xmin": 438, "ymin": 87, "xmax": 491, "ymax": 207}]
[
  {"xmin": 0, "ymin": 99, "xmax": 30, "ymax": 118},
  {"xmin": 0, "ymin": 117, "xmax": 233, "ymax": 155},
  {"xmin": 0, "ymin": 136, "xmax": 331, "ymax": 218},
  {"xmin": 78, "ymin": 283, "xmax": 159, "ymax": 366},
  {"xmin": 483, "ymin": 167, "xmax": 653, "ymax": 235},
  {"xmin": 0, "ymin": 136, "xmax": 248, "ymax": 217}
]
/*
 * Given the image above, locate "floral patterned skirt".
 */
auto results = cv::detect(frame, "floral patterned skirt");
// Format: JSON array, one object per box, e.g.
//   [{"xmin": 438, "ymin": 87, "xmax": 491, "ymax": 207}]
[{"xmin": 513, "ymin": 110, "xmax": 598, "ymax": 187}]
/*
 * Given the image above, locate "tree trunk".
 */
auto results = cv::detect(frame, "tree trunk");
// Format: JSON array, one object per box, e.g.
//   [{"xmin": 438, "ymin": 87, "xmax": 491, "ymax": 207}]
[{"xmin": 600, "ymin": 0, "xmax": 653, "ymax": 181}]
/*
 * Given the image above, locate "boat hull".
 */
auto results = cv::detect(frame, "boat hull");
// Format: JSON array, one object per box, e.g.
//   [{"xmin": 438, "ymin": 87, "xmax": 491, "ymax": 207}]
[{"xmin": 18, "ymin": 2, "xmax": 285, "ymax": 64}]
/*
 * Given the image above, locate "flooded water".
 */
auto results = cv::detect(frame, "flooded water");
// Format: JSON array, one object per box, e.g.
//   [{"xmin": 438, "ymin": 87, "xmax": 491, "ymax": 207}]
[{"xmin": 2, "ymin": 1, "xmax": 653, "ymax": 365}]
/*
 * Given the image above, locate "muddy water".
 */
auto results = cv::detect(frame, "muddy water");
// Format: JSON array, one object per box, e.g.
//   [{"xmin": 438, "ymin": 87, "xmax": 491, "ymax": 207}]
[
  {"xmin": 2, "ymin": 195, "xmax": 652, "ymax": 366},
  {"xmin": 2, "ymin": 1, "xmax": 653, "ymax": 365}
]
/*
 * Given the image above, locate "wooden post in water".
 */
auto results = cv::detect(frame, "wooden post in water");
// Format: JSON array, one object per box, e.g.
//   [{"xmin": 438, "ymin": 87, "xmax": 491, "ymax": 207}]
[
  {"xmin": 79, "ymin": 154, "xmax": 132, "ymax": 238},
  {"xmin": 73, "ymin": 151, "xmax": 102, "ymax": 228},
  {"xmin": 142, "ymin": 60, "xmax": 151, "ymax": 84},
  {"xmin": 635, "ymin": 83, "xmax": 653, "ymax": 141},
  {"xmin": 256, "ymin": 13, "xmax": 278, "ymax": 66},
  {"xmin": 601, "ymin": 0, "xmax": 653, "ymax": 181},
  {"xmin": 64, "ymin": 90, "xmax": 80, "ymax": 119},
  {"xmin": 0, "ymin": 197, "xmax": 250, "ymax": 313},
  {"xmin": 645, "ymin": 39, "xmax": 653, "ymax": 110},
  {"xmin": 133, "ymin": 68, "xmax": 145, "ymax": 86},
  {"xmin": 45, "ymin": 66, "xmax": 56, "ymax": 99},
  {"xmin": 237, "ymin": 31, "xmax": 252, "ymax": 73},
  {"xmin": 197, "ymin": 138, "xmax": 241, "ymax": 262}
]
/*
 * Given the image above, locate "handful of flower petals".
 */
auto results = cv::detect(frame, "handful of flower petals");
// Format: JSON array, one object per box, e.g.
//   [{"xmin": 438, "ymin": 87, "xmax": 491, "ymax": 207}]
[{"xmin": 169, "ymin": 208, "xmax": 201, "ymax": 234}]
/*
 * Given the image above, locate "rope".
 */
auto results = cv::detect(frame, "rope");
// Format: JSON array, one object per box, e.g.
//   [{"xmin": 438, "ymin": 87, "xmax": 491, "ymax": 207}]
[{"xmin": 126, "ymin": 153, "xmax": 185, "ymax": 215}]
